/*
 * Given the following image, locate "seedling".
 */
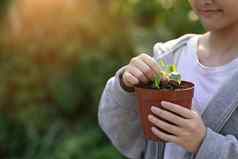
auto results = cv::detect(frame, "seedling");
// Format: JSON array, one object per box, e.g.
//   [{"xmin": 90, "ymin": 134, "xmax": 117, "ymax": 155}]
[{"xmin": 153, "ymin": 59, "xmax": 181, "ymax": 90}]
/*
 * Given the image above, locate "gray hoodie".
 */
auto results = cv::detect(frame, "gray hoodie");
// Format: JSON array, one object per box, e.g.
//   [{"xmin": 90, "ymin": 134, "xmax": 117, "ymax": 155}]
[{"xmin": 98, "ymin": 34, "xmax": 238, "ymax": 159}]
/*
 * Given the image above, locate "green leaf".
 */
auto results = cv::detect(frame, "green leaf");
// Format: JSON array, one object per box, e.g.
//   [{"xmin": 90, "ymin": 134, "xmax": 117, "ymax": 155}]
[
  {"xmin": 171, "ymin": 64, "xmax": 177, "ymax": 72},
  {"xmin": 159, "ymin": 59, "xmax": 166, "ymax": 69},
  {"xmin": 160, "ymin": 71, "xmax": 167, "ymax": 77},
  {"xmin": 154, "ymin": 74, "xmax": 161, "ymax": 89},
  {"xmin": 169, "ymin": 72, "xmax": 181, "ymax": 84}
]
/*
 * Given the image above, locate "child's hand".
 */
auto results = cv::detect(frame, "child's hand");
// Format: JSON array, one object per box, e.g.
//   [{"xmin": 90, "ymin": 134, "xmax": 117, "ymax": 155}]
[
  {"xmin": 148, "ymin": 101, "xmax": 206, "ymax": 154},
  {"xmin": 122, "ymin": 53, "xmax": 160, "ymax": 88}
]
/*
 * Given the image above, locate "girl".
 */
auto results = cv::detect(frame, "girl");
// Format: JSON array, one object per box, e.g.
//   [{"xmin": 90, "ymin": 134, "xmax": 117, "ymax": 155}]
[{"xmin": 98, "ymin": 0, "xmax": 238, "ymax": 159}]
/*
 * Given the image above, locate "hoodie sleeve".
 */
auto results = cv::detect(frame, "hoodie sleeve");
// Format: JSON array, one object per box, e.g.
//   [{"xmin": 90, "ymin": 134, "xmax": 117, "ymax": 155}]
[
  {"xmin": 193, "ymin": 128, "xmax": 238, "ymax": 159},
  {"xmin": 98, "ymin": 55, "xmax": 171, "ymax": 159},
  {"xmin": 98, "ymin": 66, "xmax": 146, "ymax": 159}
]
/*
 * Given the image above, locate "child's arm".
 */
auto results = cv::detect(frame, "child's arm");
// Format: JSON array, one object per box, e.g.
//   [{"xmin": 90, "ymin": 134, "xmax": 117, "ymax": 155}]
[
  {"xmin": 98, "ymin": 67, "xmax": 145, "ymax": 159},
  {"xmin": 98, "ymin": 53, "xmax": 160, "ymax": 158},
  {"xmin": 193, "ymin": 128, "xmax": 238, "ymax": 159}
]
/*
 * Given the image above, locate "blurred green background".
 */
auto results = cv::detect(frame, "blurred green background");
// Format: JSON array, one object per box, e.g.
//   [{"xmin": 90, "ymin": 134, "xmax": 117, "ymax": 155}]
[{"xmin": 0, "ymin": 0, "xmax": 204, "ymax": 158}]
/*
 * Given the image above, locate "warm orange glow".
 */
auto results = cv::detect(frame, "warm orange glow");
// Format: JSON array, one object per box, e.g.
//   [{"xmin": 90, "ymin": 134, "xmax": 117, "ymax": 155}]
[
  {"xmin": 7, "ymin": 0, "xmax": 122, "ymax": 47},
  {"xmin": 2, "ymin": 0, "xmax": 131, "ymax": 67}
]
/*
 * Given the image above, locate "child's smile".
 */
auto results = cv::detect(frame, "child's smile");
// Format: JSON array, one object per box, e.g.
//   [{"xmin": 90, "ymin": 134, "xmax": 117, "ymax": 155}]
[
  {"xmin": 197, "ymin": 8, "xmax": 223, "ymax": 18},
  {"xmin": 189, "ymin": 0, "xmax": 238, "ymax": 31}
]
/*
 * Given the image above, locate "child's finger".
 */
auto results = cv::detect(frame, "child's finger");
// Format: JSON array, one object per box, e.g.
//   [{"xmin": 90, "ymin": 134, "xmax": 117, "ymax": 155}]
[
  {"xmin": 148, "ymin": 114, "xmax": 181, "ymax": 135},
  {"xmin": 161, "ymin": 101, "xmax": 194, "ymax": 119},
  {"xmin": 151, "ymin": 127, "xmax": 177, "ymax": 143},
  {"xmin": 131, "ymin": 59, "xmax": 156, "ymax": 80},
  {"xmin": 150, "ymin": 106, "xmax": 187, "ymax": 127},
  {"xmin": 127, "ymin": 65, "xmax": 149, "ymax": 83},
  {"xmin": 140, "ymin": 54, "xmax": 160, "ymax": 75},
  {"xmin": 123, "ymin": 71, "xmax": 139, "ymax": 87}
]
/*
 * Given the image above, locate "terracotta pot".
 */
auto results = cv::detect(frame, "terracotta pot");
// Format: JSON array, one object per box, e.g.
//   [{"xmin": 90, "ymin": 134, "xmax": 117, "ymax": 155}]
[{"xmin": 135, "ymin": 81, "xmax": 194, "ymax": 142}]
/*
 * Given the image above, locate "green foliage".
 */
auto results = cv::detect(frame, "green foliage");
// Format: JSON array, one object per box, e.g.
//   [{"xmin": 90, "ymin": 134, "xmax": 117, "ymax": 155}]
[
  {"xmin": 55, "ymin": 122, "xmax": 125, "ymax": 159},
  {"xmin": 133, "ymin": 0, "xmax": 161, "ymax": 27},
  {"xmin": 0, "ymin": 47, "xmax": 130, "ymax": 159},
  {"xmin": 0, "ymin": 0, "xmax": 11, "ymax": 18},
  {"xmin": 0, "ymin": 114, "xmax": 125, "ymax": 159},
  {"xmin": 0, "ymin": 114, "xmax": 28, "ymax": 157},
  {"xmin": 153, "ymin": 60, "xmax": 181, "ymax": 89}
]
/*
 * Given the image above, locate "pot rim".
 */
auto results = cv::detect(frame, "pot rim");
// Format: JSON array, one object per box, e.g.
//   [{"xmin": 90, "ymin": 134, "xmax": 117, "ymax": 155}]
[{"xmin": 134, "ymin": 80, "xmax": 194, "ymax": 92}]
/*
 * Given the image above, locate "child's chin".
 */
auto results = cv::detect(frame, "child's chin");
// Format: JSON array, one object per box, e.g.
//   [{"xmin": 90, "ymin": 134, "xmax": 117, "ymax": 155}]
[
  {"xmin": 201, "ymin": 22, "xmax": 223, "ymax": 32},
  {"xmin": 201, "ymin": 20, "xmax": 233, "ymax": 32}
]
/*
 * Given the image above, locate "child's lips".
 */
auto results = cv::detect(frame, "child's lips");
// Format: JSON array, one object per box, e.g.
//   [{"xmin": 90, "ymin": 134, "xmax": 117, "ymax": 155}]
[{"xmin": 198, "ymin": 9, "xmax": 223, "ymax": 17}]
